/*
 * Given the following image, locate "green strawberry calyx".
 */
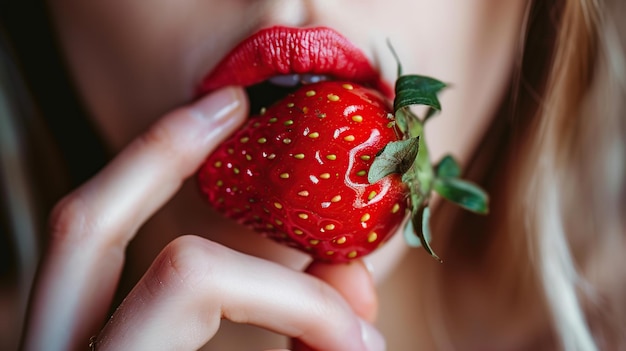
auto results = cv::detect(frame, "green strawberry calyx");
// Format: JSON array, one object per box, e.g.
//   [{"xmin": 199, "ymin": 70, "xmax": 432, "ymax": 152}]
[{"xmin": 367, "ymin": 44, "xmax": 490, "ymax": 262}]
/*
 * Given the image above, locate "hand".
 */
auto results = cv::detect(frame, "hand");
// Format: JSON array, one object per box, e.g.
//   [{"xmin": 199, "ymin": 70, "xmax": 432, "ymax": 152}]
[
  {"xmin": 290, "ymin": 260, "xmax": 384, "ymax": 351},
  {"xmin": 20, "ymin": 87, "xmax": 385, "ymax": 351}
]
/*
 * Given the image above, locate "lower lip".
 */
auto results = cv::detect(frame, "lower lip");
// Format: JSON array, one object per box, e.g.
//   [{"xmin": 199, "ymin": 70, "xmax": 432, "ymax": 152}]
[{"xmin": 197, "ymin": 26, "xmax": 390, "ymax": 96}]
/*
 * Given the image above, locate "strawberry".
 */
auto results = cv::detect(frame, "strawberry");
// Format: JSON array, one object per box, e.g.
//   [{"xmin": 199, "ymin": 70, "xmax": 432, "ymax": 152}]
[
  {"xmin": 198, "ymin": 58, "xmax": 490, "ymax": 263},
  {"xmin": 197, "ymin": 81, "xmax": 408, "ymax": 262}
]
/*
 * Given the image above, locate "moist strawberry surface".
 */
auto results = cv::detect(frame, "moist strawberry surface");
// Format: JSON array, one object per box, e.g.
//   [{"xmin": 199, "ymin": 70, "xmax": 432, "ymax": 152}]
[{"xmin": 197, "ymin": 81, "xmax": 408, "ymax": 262}]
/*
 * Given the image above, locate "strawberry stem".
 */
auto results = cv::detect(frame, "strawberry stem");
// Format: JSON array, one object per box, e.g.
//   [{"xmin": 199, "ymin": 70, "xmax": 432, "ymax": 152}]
[
  {"xmin": 386, "ymin": 39, "xmax": 404, "ymax": 77},
  {"xmin": 369, "ymin": 45, "xmax": 489, "ymax": 261}
]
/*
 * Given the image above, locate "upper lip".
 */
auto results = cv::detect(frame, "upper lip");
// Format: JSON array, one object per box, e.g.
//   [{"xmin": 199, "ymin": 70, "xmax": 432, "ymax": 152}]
[{"xmin": 197, "ymin": 26, "xmax": 390, "ymax": 96}]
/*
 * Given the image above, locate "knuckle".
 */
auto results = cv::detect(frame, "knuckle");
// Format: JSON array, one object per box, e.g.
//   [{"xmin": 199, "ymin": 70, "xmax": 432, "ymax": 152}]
[
  {"xmin": 138, "ymin": 236, "xmax": 226, "ymax": 338},
  {"xmin": 48, "ymin": 192, "xmax": 92, "ymax": 245},
  {"xmin": 155, "ymin": 235, "xmax": 223, "ymax": 292}
]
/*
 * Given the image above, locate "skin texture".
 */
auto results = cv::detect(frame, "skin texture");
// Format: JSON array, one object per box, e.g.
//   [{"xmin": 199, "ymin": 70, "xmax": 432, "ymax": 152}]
[{"xmin": 24, "ymin": 0, "xmax": 529, "ymax": 350}]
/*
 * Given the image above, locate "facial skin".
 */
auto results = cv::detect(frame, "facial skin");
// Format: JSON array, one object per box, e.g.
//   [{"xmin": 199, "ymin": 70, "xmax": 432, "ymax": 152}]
[
  {"xmin": 47, "ymin": 0, "xmax": 526, "ymax": 260},
  {"xmin": 41, "ymin": 0, "xmax": 528, "ymax": 349},
  {"xmin": 48, "ymin": 0, "xmax": 526, "ymax": 154}
]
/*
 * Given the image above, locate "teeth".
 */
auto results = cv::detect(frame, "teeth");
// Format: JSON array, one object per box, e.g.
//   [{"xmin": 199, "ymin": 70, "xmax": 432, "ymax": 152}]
[
  {"xmin": 300, "ymin": 74, "xmax": 329, "ymax": 84},
  {"xmin": 268, "ymin": 74, "xmax": 301, "ymax": 87},
  {"xmin": 268, "ymin": 74, "xmax": 330, "ymax": 87}
]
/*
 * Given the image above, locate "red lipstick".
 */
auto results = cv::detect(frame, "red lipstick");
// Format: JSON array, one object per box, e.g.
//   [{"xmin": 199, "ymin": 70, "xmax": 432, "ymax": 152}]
[{"xmin": 198, "ymin": 26, "xmax": 390, "ymax": 96}]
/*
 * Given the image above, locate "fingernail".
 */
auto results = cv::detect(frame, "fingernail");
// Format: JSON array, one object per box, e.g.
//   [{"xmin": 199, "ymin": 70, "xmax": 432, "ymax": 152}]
[
  {"xmin": 359, "ymin": 318, "xmax": 386, "ymax": 351},
  {"xmin": 362, "ymin": 258, "xmax": 375, "ymax": 276},
  {"xmin": 192, "ymin": 86, "xmax": 243, "ymax": 122}
]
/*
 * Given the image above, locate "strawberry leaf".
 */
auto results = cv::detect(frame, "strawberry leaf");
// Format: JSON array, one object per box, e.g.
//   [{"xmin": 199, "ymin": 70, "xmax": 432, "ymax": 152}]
[
  {"xmin": 408, "ymin": 206, "xmax": 442, "ymax": 262},
  {"xmin": 433, "ymin": 177, "xmax": 489, "ymax": 214},
  {"xmin": 394, "ymin": 88, "xmax": 441, "ymax": 113},
  {"xmin": 368, "ymin": 137, "xmax": 420, "ymax": 184},
  {"xmin": 394, "ymin": 75, "xmax": 447, "ymax": 112},
  {"xmin": 395, "ymin": 75, "xmax": 447, "ymax": 97},
  {"xmin": 403, "ymin": 206, "xmax": 434, "ymax": 248},
  {"xmin": 386, "ymin": 40, "xmax": 446, "ymax": 115},
  {"xmin": 386, "ymin": 41, "xmax": 486, "ymax": 261},
  {"xmin": 403, "ymin": 218, "xmax": 424, "ymax": 248},
  {"xmin": 435, "ymin": 154, "xmax": 461, "ymax": 178}
]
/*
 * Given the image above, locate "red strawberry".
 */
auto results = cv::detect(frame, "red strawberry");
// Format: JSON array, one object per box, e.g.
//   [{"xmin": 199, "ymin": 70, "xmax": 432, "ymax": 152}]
[
  {"xmin": 197, "ymin": 81, "xmax": 409, "ymax": 262},
  {"xmin": 198, "ymin": 66, "xmax": 490, "ymax": 263}
]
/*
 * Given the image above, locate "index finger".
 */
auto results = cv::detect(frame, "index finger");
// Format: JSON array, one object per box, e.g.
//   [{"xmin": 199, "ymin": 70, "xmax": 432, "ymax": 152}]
[
  {"xmin": 22, "ymin": 87, "xmax": 247, "ymax": 351},
  {"xmin": 93, "ymin": 237, "xmax": 383, "ymax": 351}
]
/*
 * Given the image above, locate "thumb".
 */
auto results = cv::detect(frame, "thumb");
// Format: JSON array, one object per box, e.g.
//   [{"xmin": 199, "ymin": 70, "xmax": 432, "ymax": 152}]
[
  {"xmin": 306, "ymin": 260, "xmax": 378, "ymax": 322},
  {"xmin": 291, "ymin": 260, "xmax": 380, "ymax": 351}
]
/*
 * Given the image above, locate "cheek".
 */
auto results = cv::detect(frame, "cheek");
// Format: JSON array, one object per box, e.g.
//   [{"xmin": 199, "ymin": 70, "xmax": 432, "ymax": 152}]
[
  {"xmin": 378, "ymin": 0, "xmax": 527, "ymax": 160},
  {"xmin": 48, "ymin": 0, "xmax": 256, "ymax": 148}
]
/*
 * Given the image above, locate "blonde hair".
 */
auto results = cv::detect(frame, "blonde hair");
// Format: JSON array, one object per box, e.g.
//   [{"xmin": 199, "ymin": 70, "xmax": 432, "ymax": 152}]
[
  {"xmin": 516, "ymin": 0, "xmax": 625, "ymax": 349},
  {"xmin": 425, "ymin": 0, "xmax": 625, "ymax": 350}
]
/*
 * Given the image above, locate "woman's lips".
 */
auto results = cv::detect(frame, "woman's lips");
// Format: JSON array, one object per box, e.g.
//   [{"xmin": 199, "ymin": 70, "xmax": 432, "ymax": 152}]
[{"xmin": 197, "ymin": 26, "xmax": 390, "ymax": 96}]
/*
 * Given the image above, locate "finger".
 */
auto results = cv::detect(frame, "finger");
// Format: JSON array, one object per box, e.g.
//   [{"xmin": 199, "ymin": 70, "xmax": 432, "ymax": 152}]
[
  {"xmin": 22, "ymin": 87, "xmax": 247, "ymax": 351},
  {"xmin": 93, "ymin": 236, "xmax": 385, "ymax": 351},
  {"xmin": 307, "ymin": 260, "xmax": 379, "ymax": 322},
  {"xmin": 292, "ymin": 260, "xmax": 382, "ymax": 351}
]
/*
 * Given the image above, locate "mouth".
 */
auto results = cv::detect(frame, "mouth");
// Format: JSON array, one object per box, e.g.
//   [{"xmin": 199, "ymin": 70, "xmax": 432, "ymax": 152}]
[{"xmin": 197, "ymin": 26, "xmax": 391, "ymax": 113}]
